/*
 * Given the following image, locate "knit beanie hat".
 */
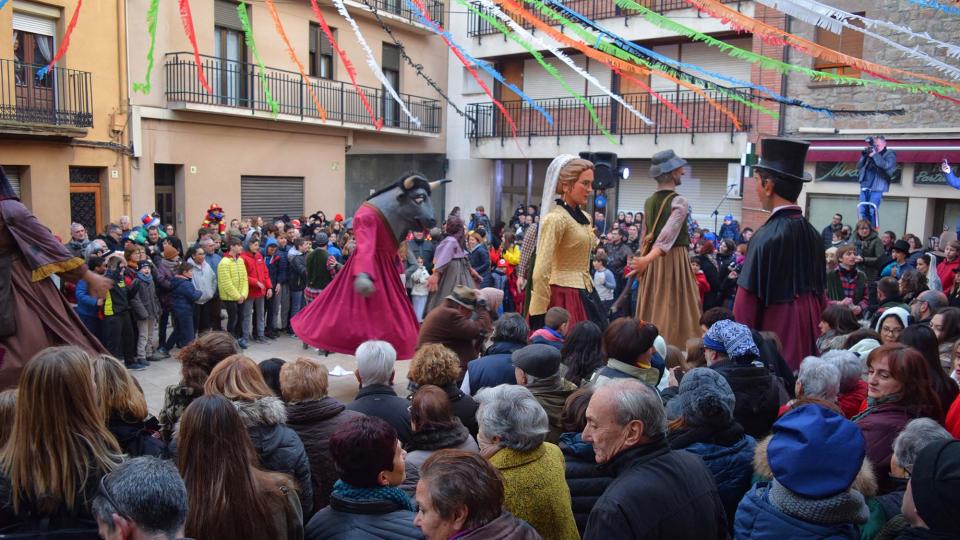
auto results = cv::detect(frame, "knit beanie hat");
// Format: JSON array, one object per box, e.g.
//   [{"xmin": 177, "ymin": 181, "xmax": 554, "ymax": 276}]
[
  {"xmin": 874, "ymin": 307, "xmax": 910, "ymax": 333},
  {"xmin": 768, "ymin": 404, "xmax": 865, "ymax": 498},
  {"xmin": 666, "ymin": 368, "xmax": 735, "ymax": 425},
  {"xmin": 512, "ymin": 344, "xmax": 561, "ymax": 379},
  {"xmin": 162, "ymin": 242, "xmax": 179, "ymax": 261},
  {"xmin": 911, "ymin": 439, "xmax": 960, "ymax": 535},
  {"xmin": 703, "ymin": 319, "xmax": 759, "ymax": 360}
]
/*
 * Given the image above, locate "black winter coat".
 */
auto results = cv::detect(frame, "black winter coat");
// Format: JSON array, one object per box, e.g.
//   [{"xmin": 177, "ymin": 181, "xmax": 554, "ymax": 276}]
[
  {"xmin": 711, "ymin": 359, "xmax": 783, "ymax": 439},
  {"xmin": 583, "ymin": 437, "xmax": 727, "ymax": 540},
  {"xmin": 559, "ymin": 432, "xmax": 613, "ymax": 536},
  {"xmin": 233, "ymin": 397, "xmax": 314, "ymax": 516},
  {"xmin": 107, "ymin": 414, "xmax": 168, "ymax": 458},
  {"xmin": 345, "ymin": 385, "xmax": 413, "ymax": 445},
  {"xmin": 305, "ymin": 493, "xmax": 424, "ymax": 540},
  {"xmin": 285, "ymin": 397, "xmax": 365, "ymax": 515}
]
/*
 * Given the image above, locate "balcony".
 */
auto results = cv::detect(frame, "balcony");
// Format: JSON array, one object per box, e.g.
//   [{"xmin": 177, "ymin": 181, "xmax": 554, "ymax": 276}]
[
  {"xmin": 349, "ymin": 0, "xmax": 444, "ymax": 29},
  {"xmin": 465, "ymin": 88, "xmax": 754, "ymax": 155},
  {"xmin": 0, "ymin": 59, "xmax": 93, "ymax": 137},
  {"xmin": 163, "ymin": 52, "xmax": 441, "ymax": 135},
  {"xmin": 467, "ymin": 0, "xmax": 744, "ymax": 38}
]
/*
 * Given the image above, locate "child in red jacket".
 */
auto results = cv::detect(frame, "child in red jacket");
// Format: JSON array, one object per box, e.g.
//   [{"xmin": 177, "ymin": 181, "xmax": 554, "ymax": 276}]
[
  {"xmin": 690, "ymin": 255, "xmax": 710, "ymax": 309},
  {"xmin": 240, "ymin": 238, "xmax": 272, "ymax": 343}
]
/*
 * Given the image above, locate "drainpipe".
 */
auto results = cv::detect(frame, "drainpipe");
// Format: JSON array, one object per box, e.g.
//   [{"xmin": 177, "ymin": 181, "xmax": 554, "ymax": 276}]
[
  {"xmin": 777, "ymin": 14, "xmax": 790, "ymax": 137},
  {"xmin": 118, "ymin": 0, "xmax": 132, "ymax": 217}
]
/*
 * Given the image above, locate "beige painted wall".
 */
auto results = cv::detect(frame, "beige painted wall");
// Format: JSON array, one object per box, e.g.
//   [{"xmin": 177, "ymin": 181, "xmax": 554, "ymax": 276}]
[
  {"xmin": 1, "ymin": 0, "xmax": 127, "ymax": 238},
  {"xmin": 133, "ymin": 117, "xmax": 346, "ymax": 237}
]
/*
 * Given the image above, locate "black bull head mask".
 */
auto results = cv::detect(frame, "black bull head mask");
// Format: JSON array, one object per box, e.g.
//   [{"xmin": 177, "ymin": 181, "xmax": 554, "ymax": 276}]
[{"xmin": 366, "ymin": 173, "xmax": 450, "ymax": 242}]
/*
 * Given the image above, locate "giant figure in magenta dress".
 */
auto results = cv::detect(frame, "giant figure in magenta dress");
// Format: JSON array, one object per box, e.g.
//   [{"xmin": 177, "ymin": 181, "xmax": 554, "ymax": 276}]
[{"xmin": 292, "ymin": 173, "xmax": 446, "ymax": 359}]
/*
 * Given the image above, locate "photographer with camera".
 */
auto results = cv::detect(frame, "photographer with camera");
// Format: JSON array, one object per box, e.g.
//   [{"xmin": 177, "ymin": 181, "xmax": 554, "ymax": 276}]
[{"xmin": 856, "ymin": 135, "xmax": 897, "ymax": 227}]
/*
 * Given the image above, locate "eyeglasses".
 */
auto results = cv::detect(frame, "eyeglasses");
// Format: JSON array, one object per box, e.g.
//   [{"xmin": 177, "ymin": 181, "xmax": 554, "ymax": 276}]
[
  {"xmin": 881, "ymin": 326, "xmax": 903, "ymax": 336},
  {"xmin": 98, "ymin": 472, "xmax": 133, "ymax": 522}
]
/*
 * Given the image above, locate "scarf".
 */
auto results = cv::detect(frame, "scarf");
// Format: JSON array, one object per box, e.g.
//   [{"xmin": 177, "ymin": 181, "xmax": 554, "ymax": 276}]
[
  {"xmin": 136, "ymin": 271, "xmax": 153, "ymax": 284},
  {"xmin": 851, "ymin": 393, "xmax": 904, "ymax": 422},
  {"xmin": 331, "ymin": 480, "xmax": 415, "ymax": 512},
  {"xmin": 558, "ymin": 200, "xmax": 590, "ymax": 225},
  {"xmin": 768, "ymin": 480, "xmax": 869, "ymax": 525}
]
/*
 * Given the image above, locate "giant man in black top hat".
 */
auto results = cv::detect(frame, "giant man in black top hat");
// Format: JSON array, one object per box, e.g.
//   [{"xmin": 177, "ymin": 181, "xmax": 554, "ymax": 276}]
[{"xmin": 733, "ymin": 139, "xmax": 827, "ymax": 372}]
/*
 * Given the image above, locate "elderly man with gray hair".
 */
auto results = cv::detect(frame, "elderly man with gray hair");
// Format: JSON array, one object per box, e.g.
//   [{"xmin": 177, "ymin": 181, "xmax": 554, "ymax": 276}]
[
  {"xmin": 475, "ymin": 384, "xmax": 579, "ymax": 540},
  {"xmin": 345, "ymin": 340, "xmax": 412, "ymax": 444},
  {"xmin": 91, "ymin": 456, "xmax": 188, "ymax": 540},
  {"xmin": 822, "ymin": 349, "xmax": 868, "ymax": 418},
  {"xmin": 583, "ymin": 379, "xmax": 727, "ymax": 539},
  {"xmin": 912, "ymin": 289, "xmax": 948, "ymax": 326},
  {"xmin": 871, "ymin": 418, "xmax": 954, "ymax": 535}
]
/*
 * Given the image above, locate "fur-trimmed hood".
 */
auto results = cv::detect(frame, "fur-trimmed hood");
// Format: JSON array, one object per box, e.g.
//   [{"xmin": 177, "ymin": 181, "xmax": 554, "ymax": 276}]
[
  {"xmin": 753, "ymin": 435, "xmax": 878, "ymax": 497},
  {"xmin": 232, "ymin": 396, "xmax": 288, "ymax": 428}
]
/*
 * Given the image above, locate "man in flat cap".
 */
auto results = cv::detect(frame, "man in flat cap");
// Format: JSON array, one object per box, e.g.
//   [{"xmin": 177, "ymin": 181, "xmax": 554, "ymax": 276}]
[{"xmin": 512, "ymin": 343, "xmax": 576, "ymax": 443}]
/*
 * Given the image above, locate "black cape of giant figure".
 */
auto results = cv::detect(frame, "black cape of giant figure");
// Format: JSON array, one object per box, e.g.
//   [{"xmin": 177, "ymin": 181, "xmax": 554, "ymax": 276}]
[{"xmin": 737, "ymin": 207, "xmax": 826, "ymax": 307}]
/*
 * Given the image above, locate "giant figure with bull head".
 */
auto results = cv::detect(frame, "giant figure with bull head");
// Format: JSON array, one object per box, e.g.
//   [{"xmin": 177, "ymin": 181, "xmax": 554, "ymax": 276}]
[{"xmin": 291, "ymin": 172, "xmax": 448, "ymax": 358}]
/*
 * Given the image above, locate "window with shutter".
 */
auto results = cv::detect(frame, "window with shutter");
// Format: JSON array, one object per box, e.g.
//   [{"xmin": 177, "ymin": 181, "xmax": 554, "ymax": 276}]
[
  {"xmin": 382, "ymin": 44, "xmax": 401, "ymax": 127},
  {"xmin": 813, "ymin": 13, "xmax": 865, "ymax": 78},
  {"xmin": 309, "ymin": 22, "xmax": 335, "ymax": 79}
]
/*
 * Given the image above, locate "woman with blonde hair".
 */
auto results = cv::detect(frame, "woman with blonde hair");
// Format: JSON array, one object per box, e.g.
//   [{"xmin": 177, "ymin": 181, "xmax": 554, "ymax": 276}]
[
  {"xmin": 280, "ymin": 357, "xmax": 363, "ymax": 513},
  {"xmin": 205, "ymin": 354, "xmax": 314, "ymax": 515},
  {"xmin": 0, "ymin": 389, "xmax": 15, "ymax": 449},
  {"xmin": 158, "ymin": 330, "xmax": 238, "ymax": 441},
  {"xmin": 529, "ymin": 155, "xmax": 607, "ymax": 332},
  {"xmin": 0, "ymin": 346, "xmax": 122, "ymax": 531},
  {"xmin": 408, "ymin": 343, "xmax": 479, "ymax": 436},
  {"xmin": 91, "ymin": 355, "xmax": 167, "ymax": 458},
  {"xmin": 178, "ymin": 395, "xmax": 303, "ymax": 540}
]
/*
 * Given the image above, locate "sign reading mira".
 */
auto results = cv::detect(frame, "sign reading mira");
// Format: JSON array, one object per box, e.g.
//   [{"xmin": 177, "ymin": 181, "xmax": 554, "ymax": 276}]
[{"xmin": 814, "ymin": 162, "xmax": 902, "ymax": 184}]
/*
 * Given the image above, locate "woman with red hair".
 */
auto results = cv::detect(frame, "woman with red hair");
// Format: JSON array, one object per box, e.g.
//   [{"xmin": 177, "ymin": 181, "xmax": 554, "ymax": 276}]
[{"xmin": 853, "ymin": 343, "xmax": 942, "ymax": 493}]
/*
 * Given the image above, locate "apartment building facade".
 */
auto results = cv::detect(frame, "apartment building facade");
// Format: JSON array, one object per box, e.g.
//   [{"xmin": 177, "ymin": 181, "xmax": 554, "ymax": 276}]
[
  {"xmin": 772, "ymin": 0, "xmax": 960, "ymax": 242},
  {"xmin": 126, "ymin": 0, "xmax": 448, "ymax": 237},
  {"xmin": 0, "ymin": 0, "xmax": 129, "ymax": 239},
  {"xmin": 444, "ymin": 0, "xmax": 789, "ymax": 231}
]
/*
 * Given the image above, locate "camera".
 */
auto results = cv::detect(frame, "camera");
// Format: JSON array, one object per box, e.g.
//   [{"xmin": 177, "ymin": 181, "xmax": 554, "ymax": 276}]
[
  {"xmin": 863, "ymin": 136, "xmax": 875, "ymax": 155},
  {"xmin": 728, "ymin": 260, "xmax": 743, "ymax": 274}
]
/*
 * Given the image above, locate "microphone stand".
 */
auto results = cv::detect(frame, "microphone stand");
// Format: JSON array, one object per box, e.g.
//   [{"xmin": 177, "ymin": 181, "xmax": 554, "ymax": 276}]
[{"xmin": 711, "ymin": 184, "xmax": 739, "ymax": 233}]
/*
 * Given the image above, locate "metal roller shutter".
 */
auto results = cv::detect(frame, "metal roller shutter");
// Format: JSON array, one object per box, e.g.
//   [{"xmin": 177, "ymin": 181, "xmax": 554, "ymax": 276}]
[
  {"xmin": 2, "ymin": 167, "xmax": 20, "ymax": 198},
  {"xmin": 240, "ymin": 176, "xmax": 304, "ymax": 221},
  {"xmin": 616, "ymin": 161, "xmax": 741, "ymax": 230},
  {"xmin": 215, "ymin": 0, "xmax": 244, "ymax": 31},
  {"xmin": 522, "ymin": 55, "xmax": 588, "ymax": 99},
  {"xmin": 12, "ymin": 10, "xmax": 56, "ymax": 35}
]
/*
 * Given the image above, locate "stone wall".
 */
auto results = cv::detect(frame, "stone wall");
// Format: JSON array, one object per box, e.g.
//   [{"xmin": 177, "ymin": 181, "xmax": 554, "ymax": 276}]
[{"xmin": 781, "ymin": 0, "xmax": 960, "ymax": 131}]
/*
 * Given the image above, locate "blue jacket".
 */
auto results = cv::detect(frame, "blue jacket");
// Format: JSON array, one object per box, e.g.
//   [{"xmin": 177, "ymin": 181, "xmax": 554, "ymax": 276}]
[
  {"xmin": 169, "ymin": 276, "xmax": 202, "ymax": 313},
  {"xmin": 734, "ymin": 483, "xmax": 860, "ymax": 540},
  {"xmin": 856, "ymin": 148, "xmax": 897, "ymax": 193},
  {"xmin": 275, "ymin": 243, "xmax": 290, "ymax": 284},
  {"xmin": 682, "ymin": 435, "xmax": 756, "ymax": 527},
  {"xmin": 75, "ymin": 279, "xmax": 100, "ymax": 318},
  {"xmin": 465, "ymin": 341, "xmax": 523, "ymax": 395},
  {"xmin": 264, "ymin": 238, "xmax": 284, "ymax": 287}
]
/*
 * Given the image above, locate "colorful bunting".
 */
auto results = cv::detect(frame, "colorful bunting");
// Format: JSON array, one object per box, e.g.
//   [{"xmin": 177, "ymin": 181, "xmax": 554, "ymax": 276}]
[
  {"xmin": 908, "ymin": 0, "xmax": 960, "ymax": 16},
  {"xmin": 36, "ymin": 0, "xmax": 82, "ymax": 80},
  {"xmin": 309, "ymin": 0, "xmax": 382, "ymax": 128},
  {"xmin": 178, "ymin": 0, "xmax": 212, "ymax": 94},
  {"xmin": 132, "ymin": 0, "xmax": 159, "ymax": 94},
  {"xmin": 265, "ymin": 0, "xmax": 326, "ymax": 121},
  {"xmin": 237, "ymin": 2, "xmax": 280, "ymax": 117}
]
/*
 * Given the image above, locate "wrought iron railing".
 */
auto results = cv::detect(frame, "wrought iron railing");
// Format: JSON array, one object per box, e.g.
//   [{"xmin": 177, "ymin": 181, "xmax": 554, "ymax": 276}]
[
  {"xmin": 465, "ymin": 87, "xmax": 754, "ymax": 141},
  {"xmin": 164, "ymin": 52, "xmax": 442, "ymax": 134},
  {"xmin": 364, "ymin": 0, "xmax": 444, "ymax": 26},
  {"xmin": 0, "ymin": 59, "xmax": 93, "ymax": 128},
  {"xmin": 467, "ymin": 0, "xmax": 743, "ymax": 37}
]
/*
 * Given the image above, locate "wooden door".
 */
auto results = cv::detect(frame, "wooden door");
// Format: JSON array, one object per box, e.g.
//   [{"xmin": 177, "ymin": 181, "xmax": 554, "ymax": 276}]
[
  {"xmin": 498, "ymin": 58, "xmax": 525, "ymax": 129},
  {"xmin": 13, "ymin": 30, "xmax": 55, "ymax": 123}
]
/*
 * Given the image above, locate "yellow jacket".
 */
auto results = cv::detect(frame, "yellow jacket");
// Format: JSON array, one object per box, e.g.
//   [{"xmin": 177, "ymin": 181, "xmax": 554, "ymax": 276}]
[
  {"xmin": 490, "ymin": 443, "xmax": 580, "ymax": 540},
  {"xmin": 217, "ymin": 255, "xmax": 249, "ymax": 301},
  {"xmin": 530, "ymin": 206, "xmax": 594, "ymax": 316}
]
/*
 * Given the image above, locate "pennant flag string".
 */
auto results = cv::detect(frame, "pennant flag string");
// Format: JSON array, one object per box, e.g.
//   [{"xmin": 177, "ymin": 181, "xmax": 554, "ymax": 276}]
[
  {"xmin": 752, "ymin": 0, "xmax": 960, "ymax": 80},
  {"xmin": 865, "ymin": 70, "xmax": 960, "ymax": 106},
  {"xmin": 265, "ymin": 0, "xmax": 326, "ymax": 121},
  {"xmin": 237, "ymin": 3, "xmax": 280, "ymax": 117},
  {"xmin": 178, "ymin": 0, "xmax": 212, "ymax": 93},
  {"xmin": 683, "ymin": 0, "xmax": 960, "ymax": 93},
  {"xmin": 459, "ymin": 0, "xmax": 622, "ymax": 143},
  {"xmin": 357, "ymin": 0, "xmax": 470, "ymax": 121},
  {"xmin": 309, "ymin": 0, "xmax": 382, "ymax": 128},
  {"xmin": 908, "ymin": 0, "xmax": 960, "ymax": 16},
  {"xmin": 36, "ymin": 0, "xmax": 82, "ymax": 80},
  {"xmin": 132, "ymin": 0, "xmax": 159, "ymax": 94},
  {"xmin": 476, "ymin": 0, "xmax": 653, "ymax": 129},
  {"xmin": 335, "ymin": 0, "xmax": 421, "ymax": 127},
  {"xmin": 505, "ymin": 0, "xmax": 750, "ymax": 128},
  {"xmin": 614, "ymin": 67, "xmax": 691, "ymax": 128},
  {"xmin": 612, "ymin": 0, "xmax": 954, "ymax": 97},
  {"xmin": 406, "ymin": 0, "xmax": 545, "ymax": 132},
  {"xmin": 547, "ymin": 0, "xmax": 829, "ymax": 116}
]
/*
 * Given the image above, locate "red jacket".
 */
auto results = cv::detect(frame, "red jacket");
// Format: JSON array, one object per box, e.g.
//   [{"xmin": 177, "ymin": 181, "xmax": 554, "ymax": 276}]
[
  {"xmin": 241, "ymin": 250, "xmax": 272, "ymax": 298},
  {"xmin": 837, "ymin": 380, "xmax": 868, "ymax": 419},
  {"xmin": 946, "ymin": 392, "xmax": 960, "ymax": 438},
  {"xmin": 938, "ymin": 258, "xmax": 960, "ymax": 293},
  {"xmin": 694, "ymin": 271, "xmax": 710, "ymax": 306}
]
